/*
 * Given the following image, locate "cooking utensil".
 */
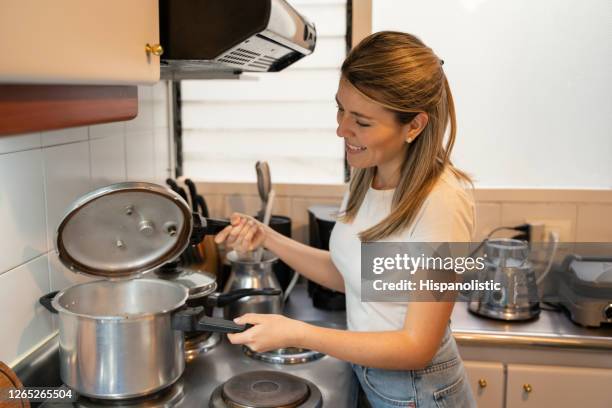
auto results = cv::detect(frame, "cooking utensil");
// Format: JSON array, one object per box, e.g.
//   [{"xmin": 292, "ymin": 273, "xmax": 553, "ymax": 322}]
[
  {"xmin": 223, "ymin": 250, "xmax": 283, "ymax": 320},
  {"xmin": 255, "ymin": 161, "xmax": 271, "ymax": 220},
  {"xmin": 252, "ymin": 189, "xmax": 275, "ymax": 263},
  {"xmin": 39, "ymin": 279, "xmax": 249, "ymax": 400},
  {"xmin": 166, "ymin": 178, "xmax": 188, "ymax": 203},
  {"xmin": 0, "ymin": 361, "xmax": 30, "ymax": 408},
  {"xmin": 154, "ymin": 263, "xmax": 281, "ymax": 311},
  {"xmin": 39, "ymin": 181, "xmax": 246, "ymax": 400}
]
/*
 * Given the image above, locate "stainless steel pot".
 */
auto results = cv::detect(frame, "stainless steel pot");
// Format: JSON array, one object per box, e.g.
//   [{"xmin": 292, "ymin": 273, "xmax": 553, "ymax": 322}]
[
  {"xmin": 40, "ymin": 278, "xmax": 249, "ymax": 399},
  {"xmin": 223, "ymin": 250, "xmax": 284, "ymax": 319}
]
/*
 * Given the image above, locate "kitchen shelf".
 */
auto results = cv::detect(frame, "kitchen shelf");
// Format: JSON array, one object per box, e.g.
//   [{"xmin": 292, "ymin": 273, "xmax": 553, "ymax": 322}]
[{"xmin": 0, "ymin": 85, "xmax": 137, "ymax": 136}]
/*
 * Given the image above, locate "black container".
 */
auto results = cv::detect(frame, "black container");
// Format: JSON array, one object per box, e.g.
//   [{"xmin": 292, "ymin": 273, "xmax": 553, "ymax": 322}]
[
  {"xmin": 254, "ymin": 215, "xmax": 294, "ymax": 292},
  {"xmin": 308, "ymin": 205, "xmax": 346, "ymax": 311}
]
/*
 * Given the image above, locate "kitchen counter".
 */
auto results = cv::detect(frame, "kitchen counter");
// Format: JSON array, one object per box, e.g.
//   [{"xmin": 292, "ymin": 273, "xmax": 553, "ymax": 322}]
[
  {"xmin": 451, "ymin": 303, "xmax": 612, "ymax": 350},
  {"xmin": 285, "ymin": 283, "xmax": 612, "ymax": 351}
]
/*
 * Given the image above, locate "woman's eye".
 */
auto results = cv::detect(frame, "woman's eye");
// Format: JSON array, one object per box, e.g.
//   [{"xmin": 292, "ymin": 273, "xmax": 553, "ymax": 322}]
[
  {"xmin": 336, "ymin": 105, "xmax": 344, "ymax": 112},
  {"xmin": 356, "ymin": 121, "xmax": 371, "ymax": 128}
]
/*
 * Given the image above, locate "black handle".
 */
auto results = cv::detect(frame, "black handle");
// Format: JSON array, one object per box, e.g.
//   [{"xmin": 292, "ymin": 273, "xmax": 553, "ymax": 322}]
[
  {"xmin": 39, "ymin": 291, "xmax": 59, "ymax": 314},
  {"xmin": 196, "ymin": 194, "xmax": 210, "ymax": 218},
  {"xmin": 203, "ymin": 217, "xmax": 231, "ymax": 235},
  {"xmin": 210, "ymin": 288, "xmax": 282, "ymax": 308},
  {"xmin": 184, "ymin": 179, "xmax": 198, "ymax": 212},
  {"xmin": 166, "ymin": 178, "xmax": 189, "ymax": 203},
  {"xmin": 190, "ymin": 213, "xmax": 207, "ymax": 246},
  {"xmin": 172, "ymin": 307, "xmax": 251, "ymax": 333}
]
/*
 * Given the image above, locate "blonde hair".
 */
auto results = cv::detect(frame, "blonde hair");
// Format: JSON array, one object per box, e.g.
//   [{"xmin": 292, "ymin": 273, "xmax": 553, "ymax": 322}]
[{"xmin": 338, "ymin": 31, "xmax": 471, "ymax": 241}]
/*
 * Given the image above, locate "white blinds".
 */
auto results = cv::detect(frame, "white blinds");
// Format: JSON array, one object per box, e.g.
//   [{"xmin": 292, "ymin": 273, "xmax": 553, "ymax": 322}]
[{"xmin": 181, "ymin": 0, "xmax": 347, "ymax": 184}]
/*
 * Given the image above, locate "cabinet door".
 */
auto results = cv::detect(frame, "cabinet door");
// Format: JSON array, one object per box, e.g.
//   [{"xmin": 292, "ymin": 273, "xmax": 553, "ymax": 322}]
[
  {"xmin": 0, "ymin": 0, "xmax": 159, "ymax": 85},
  {"xmin": 463, "ymin": 361, "xmax": 504, "ymax": 408},
  {"xmin": 507, "ymin": 364, "xmax": 612, "ymax": 408}
]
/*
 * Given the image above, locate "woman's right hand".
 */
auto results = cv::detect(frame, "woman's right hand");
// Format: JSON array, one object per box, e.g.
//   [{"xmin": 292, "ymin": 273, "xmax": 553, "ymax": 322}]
[{"xmin": 213, "ymin": 213, "xmax": 267, "ymax": 252}]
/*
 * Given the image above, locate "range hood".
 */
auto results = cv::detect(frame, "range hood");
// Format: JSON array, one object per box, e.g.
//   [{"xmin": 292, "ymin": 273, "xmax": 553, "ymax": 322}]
[{"xmin": 159, "ymin": 0, "xmax": 317, "ymax": 80}]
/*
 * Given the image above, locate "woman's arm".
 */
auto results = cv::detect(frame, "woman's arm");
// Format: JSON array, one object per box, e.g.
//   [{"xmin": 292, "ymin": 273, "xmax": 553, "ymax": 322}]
[
  {"xmin": 230, "ymin": 300, "xmax": 455, "ymax": 370},
  {"xmin": 215, "ymin": 213, "xmax": 346, "ymax": 292},
  {"xmin": 264, "ymin": 226, "xmax": 346, "ymax": 292}
]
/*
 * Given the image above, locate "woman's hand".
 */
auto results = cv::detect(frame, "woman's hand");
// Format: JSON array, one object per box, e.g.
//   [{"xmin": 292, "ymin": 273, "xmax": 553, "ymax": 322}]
[
  {"xmin": 227, "ymin": 313, "xmax": 307, "ymax": 352},
  {"xmin": 213, "ymin": 212, "xmax": 267, "ymax": 252}
]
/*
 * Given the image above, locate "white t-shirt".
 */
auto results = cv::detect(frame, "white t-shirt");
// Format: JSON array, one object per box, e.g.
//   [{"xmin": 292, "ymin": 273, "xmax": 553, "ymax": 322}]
[{"xmin": 329, "ymin": 168, "xmax": 476, "ymax": 331}]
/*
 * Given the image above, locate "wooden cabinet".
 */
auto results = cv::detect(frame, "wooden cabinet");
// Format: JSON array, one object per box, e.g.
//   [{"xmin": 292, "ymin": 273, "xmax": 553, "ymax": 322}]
[
  {"xmin": 0, "ymin": 0, "xmax": 160, "ymax": 85},
  {"xmin": 464, "ymin": 361, "xmax": 505, "ymax": 408},
  {"xmin": 506, "ymin": 364, "xmax": 612, "ymax": 408}
]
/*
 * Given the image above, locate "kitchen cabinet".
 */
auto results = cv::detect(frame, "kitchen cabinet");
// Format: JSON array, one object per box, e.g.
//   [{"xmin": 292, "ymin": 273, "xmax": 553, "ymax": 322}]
[
  {"xmin": 506, "ymin": 364, "xmax": 612, "ymax": 408},
  {"xmin": 0, "ymin": 0, "xmax": 160, "ymax": 85},
  {"xmin": 464, "ymin": 361, "xmax": 612, "ymax": 408},
  {"xmin": 463, "ymin": 361, "xmax": 504, "ymax": 408}
]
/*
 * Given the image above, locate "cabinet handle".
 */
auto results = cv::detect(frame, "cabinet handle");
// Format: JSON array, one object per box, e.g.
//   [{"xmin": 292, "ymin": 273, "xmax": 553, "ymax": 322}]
[
  {"xmin": 145, "ymin": 43, "xmax": 164, "ymax": 56},
  {"xmin": 523, "ymin": 383, "xmax": 533, "ymax": 393},
  {"xmin": 478, "ymin": 379, "xmax": 487, "ymax": 388}
]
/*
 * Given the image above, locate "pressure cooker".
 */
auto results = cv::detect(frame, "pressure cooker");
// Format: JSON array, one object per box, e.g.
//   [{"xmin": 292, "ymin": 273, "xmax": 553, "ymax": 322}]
[{"xmin": 37, "ymin": 182, "xmax": 263, "ymax": 400}]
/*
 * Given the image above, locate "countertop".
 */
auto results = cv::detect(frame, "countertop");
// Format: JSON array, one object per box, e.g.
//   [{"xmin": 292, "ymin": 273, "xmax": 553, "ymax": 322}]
[
  {"xmin": 285, "ymin": 284, "xmax": 612, "ymax": 351},
  {"xmin": 450, "ymin": 303, "xmax": 612, "ymax": 350}
]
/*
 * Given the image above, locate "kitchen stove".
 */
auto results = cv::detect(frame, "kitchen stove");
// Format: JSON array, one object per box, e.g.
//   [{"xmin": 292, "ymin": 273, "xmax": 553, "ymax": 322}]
[
  {"xmin": 185, "ymin": 332, "xmax": 222, "ymax": 362},
  {"xmin": 243, "ymin": 347, "xmax": 325, "ymax": 365},
  {"xmin": 209, "ymin": 371, "xmax": 322, "ymax": 408}
]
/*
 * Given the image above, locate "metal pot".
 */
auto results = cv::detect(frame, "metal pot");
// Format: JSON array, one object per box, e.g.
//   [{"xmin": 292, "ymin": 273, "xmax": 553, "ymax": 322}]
[
  {"xmin": 39, "ymin": 278, "xmax": 249, "ymax": 399},
  {"xmin": 223, "ymin": 250, "xmax": 284, "ymax": 319}
]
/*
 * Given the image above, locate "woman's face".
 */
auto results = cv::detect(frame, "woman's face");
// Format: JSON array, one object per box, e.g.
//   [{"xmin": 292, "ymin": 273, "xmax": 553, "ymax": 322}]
[{"xmin": 335, "ymin": 78, "xmax": 412, "ymax": 170}]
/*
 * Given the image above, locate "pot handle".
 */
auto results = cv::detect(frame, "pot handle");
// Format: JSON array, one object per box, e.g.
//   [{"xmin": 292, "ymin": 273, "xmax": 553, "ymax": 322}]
[
  {"xmin": 210, "ymin": 288, "xmax": 282, "ymax": 308},
  {"xmin": 39, "ymin": 291, "xmax": 60, "ymax": 314},
  {"xmin": 172, "ymin": 307, "xmax": 252, "ymax": 333}
]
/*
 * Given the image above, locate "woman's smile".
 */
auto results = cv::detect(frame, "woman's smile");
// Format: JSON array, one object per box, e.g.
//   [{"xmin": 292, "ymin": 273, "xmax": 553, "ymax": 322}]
[{"xmin": 345, "ymin": 140, "xmax": 367, "ymax": 153}]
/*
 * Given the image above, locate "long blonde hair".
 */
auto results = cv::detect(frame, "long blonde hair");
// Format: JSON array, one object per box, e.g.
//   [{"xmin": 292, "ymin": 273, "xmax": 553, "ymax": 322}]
[{"xmin": 338, "ymin": 31, "xmax": 471, "ymax": 241}]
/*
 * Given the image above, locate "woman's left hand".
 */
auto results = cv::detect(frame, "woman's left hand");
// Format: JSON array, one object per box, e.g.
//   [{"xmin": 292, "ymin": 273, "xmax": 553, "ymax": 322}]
[{"xmin": 227, "ymin": 313, "xmax": 306, "ymax": 352}]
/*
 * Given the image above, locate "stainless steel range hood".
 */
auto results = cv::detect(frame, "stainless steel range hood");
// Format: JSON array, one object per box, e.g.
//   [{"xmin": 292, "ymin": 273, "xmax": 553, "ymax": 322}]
[{"xmin": 159, "ymin": 0, "xmax": 317, "ymax": 80}]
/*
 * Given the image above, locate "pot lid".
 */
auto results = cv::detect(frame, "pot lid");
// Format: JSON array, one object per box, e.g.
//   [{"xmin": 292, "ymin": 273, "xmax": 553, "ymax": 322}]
[
  {"xmin": 154, "ymin": 264, "xmax": 217, "ymax": 298},
  {"xmin": 56, "ymin": 182, "xmax": 192, "ymax": 278}
]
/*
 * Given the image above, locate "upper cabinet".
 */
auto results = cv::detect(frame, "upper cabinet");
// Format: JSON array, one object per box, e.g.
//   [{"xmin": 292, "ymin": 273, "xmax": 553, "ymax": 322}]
[{"xmin": 0, "ymin": 0, "xmax": 160, "ymax": 85}]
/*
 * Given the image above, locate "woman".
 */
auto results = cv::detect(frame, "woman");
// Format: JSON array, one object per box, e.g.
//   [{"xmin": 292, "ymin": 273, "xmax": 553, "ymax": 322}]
[{"xmin": 214, "ymin": 31, "xmax": 476, "ymax": 408}]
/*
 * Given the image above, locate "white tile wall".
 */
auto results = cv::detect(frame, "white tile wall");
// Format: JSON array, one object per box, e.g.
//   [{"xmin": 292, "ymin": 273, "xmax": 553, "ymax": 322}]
[
  {"xmin": 0, "ymin": 132, "xmax": 41, "ymax": 154},
  {"xmin": 90, "ymin": 133, "xmax": 127, "ymax": 188},
  {"xmin": 0, "ymin": 83, "xmax": 171, "ymax": 367},
  {"xmin": 0, "ymin": 149, "xmax": 47, "ymax": 272},
  {"xmin": 0, "ymin": 256, "xmax": 53, "ymax": 367},
  {"xmin": 42, "ymin": 127, "xmax": 88, "ymax": 147},
  {"xmin": 43, "ymin": 141, "xmax": 92, "ymax": 250}
]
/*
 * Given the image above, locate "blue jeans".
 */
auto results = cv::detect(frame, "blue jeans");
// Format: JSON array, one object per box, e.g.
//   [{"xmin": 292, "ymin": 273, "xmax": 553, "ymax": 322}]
[{"xmin": 350, "ymin": 327, "xmax": 476, "ymax": 408}]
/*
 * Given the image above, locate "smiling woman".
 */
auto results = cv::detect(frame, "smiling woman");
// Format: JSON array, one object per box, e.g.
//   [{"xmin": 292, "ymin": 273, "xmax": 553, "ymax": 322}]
[{"xmin": 215, "ymin": 31, "xmax": 477, "ymax": 408}]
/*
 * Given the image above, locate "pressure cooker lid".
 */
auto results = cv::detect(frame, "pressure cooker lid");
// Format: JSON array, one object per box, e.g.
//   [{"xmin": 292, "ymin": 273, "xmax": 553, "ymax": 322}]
[{"xmin": 56, "ymin": 182, "xmax": 192, "ymax": 278}]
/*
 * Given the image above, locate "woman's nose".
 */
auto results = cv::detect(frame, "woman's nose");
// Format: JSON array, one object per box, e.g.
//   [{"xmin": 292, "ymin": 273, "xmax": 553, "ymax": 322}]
[{"xmin": 336, "ymin": 115, "xmax": 352, "ymax": 139}]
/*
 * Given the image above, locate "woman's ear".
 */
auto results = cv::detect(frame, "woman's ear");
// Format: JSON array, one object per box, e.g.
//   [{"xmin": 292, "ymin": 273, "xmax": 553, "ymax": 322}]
[{"xmin": 404, "ymin": 112, "xmax": 429, "ymax": 143}]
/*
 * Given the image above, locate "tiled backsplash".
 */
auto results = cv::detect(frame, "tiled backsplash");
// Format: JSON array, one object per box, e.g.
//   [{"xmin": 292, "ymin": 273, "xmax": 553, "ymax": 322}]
[
  {"xmin": 190, "ymin": 182, "xmax": 612, "ymax": 244},
  {"xmin": 0, "ymin": 82, "xmax": 172, "ymax": 367}
]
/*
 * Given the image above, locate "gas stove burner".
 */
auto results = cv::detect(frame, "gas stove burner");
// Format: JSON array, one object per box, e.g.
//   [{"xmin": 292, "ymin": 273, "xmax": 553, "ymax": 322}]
[
  {"xmin": 185, "ymin": 332, "xmax": 221, "ymax": 361},
  {"xmin": 209, "ymin": 370, "xmax": 323, "ymax": 408},
  {"xmin": 70, "ymin": 381, "xmax": 185, "ymax": 407},
  {"xmin": 243, "ymin": 346, "xmax": 325, "ymax": 365}
]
